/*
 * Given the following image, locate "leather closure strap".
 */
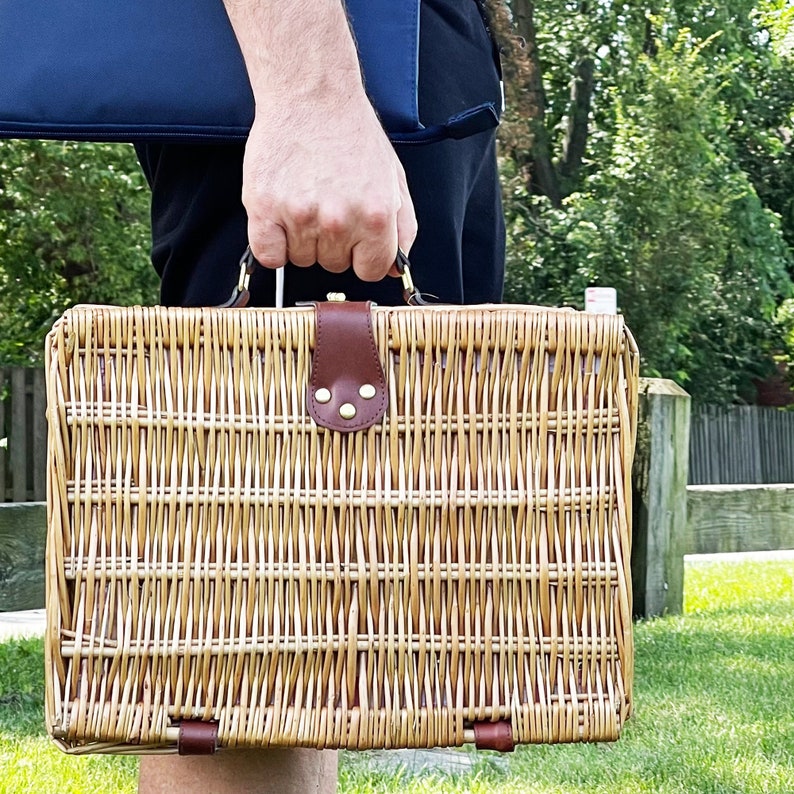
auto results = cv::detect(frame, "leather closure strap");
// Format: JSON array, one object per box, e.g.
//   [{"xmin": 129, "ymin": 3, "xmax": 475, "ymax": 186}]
[
  {"xmin": 177, "ymin": 721, "xmax": 219, "ymax": 755},
  {"xmin": 309, "ymin": 302, "xmax": 387, "ymax": 432},
  {"xmin": 473, "ymin": 721, "xmax": 515, "ymax": 752}
]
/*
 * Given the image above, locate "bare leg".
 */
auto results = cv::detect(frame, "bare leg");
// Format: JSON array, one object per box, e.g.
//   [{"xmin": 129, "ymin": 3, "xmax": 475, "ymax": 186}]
[{"xmin": 138, "ymin": 749, "xmax": 338, "ymax": 794}]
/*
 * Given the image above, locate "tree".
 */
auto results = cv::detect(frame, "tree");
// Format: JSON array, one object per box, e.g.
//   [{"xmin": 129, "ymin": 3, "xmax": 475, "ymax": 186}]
[
  {"xmin": 0, "ymin": 140, "xmax": 157, "ymax": 365},
  {"xmin": 491, "ymin": 0, "xmax": 794, "ymax": 403}
]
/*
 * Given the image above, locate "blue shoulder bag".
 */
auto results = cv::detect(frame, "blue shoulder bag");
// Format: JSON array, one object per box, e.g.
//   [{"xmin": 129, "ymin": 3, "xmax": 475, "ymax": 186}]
[{"xmin": 0, "ymin": 0, "xmax": 498, "ymax": 144}]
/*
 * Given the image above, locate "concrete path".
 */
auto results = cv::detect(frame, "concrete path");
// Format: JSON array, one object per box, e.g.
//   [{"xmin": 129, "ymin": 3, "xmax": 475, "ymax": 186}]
[
  {"xmin": 0, "ymin": 608, "xmax": 45, "ymax": 642},
  {"xmin": 685, "ymin": 549, "xmax": 794, "ymax": 563}
]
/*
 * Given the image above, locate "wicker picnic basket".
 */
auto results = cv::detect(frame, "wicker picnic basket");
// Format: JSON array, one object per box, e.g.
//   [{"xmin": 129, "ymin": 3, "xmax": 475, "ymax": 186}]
[{"xmin": 45, "ymin": 300, "xmax": 638, "ymax": 755}]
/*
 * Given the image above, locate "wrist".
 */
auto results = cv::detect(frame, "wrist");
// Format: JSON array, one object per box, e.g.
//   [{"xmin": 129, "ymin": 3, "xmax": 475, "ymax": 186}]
[{"xmin": 255, "ymin": 65, "xmax": 370, "ymax": 113}]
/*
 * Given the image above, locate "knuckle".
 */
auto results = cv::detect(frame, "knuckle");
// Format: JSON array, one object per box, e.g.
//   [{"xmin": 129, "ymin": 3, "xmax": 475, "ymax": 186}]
[
  {"xmin": 404, "ymin": 217, "xmax": 419, "ymax": 242},
  {"xmin": 242, "ymin": 189, "xmax": 276, "ymax": 219},
  {"xmin": 318, "ymin": 211, "xmax": 348, "ymax": 237},
  {"xmin": 361, "ymin": 206, "xmax": 393, "ymax": 233},
  {"xmin": 285, "ymin": 199, "xmax": 318, "ymax": 227}
]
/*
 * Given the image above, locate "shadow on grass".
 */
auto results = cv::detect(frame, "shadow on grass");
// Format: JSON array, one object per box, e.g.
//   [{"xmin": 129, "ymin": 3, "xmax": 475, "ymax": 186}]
[{"xmin": 636, "ymin": 611, "xmax": 793, "ymax": 715}]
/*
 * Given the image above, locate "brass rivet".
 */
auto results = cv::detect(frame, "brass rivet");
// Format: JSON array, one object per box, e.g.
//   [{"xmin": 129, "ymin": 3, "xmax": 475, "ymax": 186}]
[
  {"xmin": 359, "ymin": 384, "xmax": 377, "ymax": 400},
  {"xmin": 339, "ymin": 403, "xmax": 357, "ymax": 420},
  {"xmin": 315, "ymin": 388, "xmax": 332, "ymax": 404}
]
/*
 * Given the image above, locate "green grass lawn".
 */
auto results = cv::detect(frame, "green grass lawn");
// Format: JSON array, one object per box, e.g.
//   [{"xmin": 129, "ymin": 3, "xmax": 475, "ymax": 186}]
[{"xmin": 1, "ymin": 557, "xmax": 792, "ymax": 793}]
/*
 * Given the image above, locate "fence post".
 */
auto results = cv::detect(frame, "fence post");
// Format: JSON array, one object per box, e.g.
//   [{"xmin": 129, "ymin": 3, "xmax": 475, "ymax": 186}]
[
  {"xmin": 631, "ymin": 378, "xmax": 691, "ymax": 618},
  {"xmin": 10, "ymin": 368, "xmax": 27, "ymax": 502},
  {"xmin": 0, "ymin": 368, "xmax": 5, "ymax": 503},
  {"xmin": 32, "ymin": 368, "xmax": 47, "ymax": 502}
]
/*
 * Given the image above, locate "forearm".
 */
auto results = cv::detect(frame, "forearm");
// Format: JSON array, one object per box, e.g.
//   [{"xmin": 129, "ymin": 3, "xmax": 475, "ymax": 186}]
[
  {"xmin": 221, "ymin": 0, "xmax": 416, "ymax": 280},
  {"xmin": 222, "ymin": 0, "xmax": 367, "ymax": 108}
]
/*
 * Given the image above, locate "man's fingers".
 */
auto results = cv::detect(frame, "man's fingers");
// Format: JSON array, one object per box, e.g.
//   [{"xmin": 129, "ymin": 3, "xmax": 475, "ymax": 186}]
[
  {"xmin": 351, "ymin": 242, "xmax": 396, "ymax": 282},
  {"xmin": 282, "ymin": 198, "xmax": 321, "ymax": 267},
  {"xmin": 248, "ymin": 219, "xmax": 288, "ymax": 269},
  {"xmin": 315, "ymin": 207, "xmax": 355, "ymax": 273},
  {"xmin": 250, "ymin": 191, "xmax": 413, "ymax": 279},
  {"xmin": 389, "ymin": 179, "xmax": 418, "ymax": 277},
  {"xmin": 286, "ymin": 238, "xmax": 319, "ymax": 268},
  {"xmin": 397, "ymin": 179, "xmax": 418, "ymax": 254},
  {"xmin": 351, "ymin": 204, "xmax": 399, "ymax": 282}
]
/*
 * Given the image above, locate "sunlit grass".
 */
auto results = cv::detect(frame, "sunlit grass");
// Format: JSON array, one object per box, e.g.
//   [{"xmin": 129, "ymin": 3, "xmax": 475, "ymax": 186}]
[
  {"xmin": 0, "ymin": 638, "xmax": 139, "ymax": 793},
  {"xmin": 684, "ymin": 557, "xmax": 794, "ymax": 614},
  {"xmin": 1, "ymin": 555, "xmax": 792, "ymax": 793}
]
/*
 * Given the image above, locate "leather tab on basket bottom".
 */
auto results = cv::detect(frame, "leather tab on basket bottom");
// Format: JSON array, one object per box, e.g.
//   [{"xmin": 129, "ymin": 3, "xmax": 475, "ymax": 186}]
[
  {"xmin": 178, "ymin": 721, "xmax": 219, "ymax": 755},
  {"xmin": 473, "ymin": 721, "xmax": 516, "ymax": 752},
  {"xmin": 309, "ymin": 301, "xmax": 387, "ymax": 432}
]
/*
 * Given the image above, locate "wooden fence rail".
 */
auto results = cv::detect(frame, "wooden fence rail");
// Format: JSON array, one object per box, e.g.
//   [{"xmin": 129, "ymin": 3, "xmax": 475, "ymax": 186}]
[
  {"xmin": 689, "ymin": 404, "xmax": 794, "ymax": 485},
  {"xmin": 0, "ymin": 367, "xmax": 48, "ymax": 503}
]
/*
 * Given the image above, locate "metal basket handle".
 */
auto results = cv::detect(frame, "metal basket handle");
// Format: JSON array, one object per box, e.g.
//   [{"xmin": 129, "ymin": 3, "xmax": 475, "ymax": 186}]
[{"xmin": 221, "ymin": 247, "xmax": 432, "ymax": 308}]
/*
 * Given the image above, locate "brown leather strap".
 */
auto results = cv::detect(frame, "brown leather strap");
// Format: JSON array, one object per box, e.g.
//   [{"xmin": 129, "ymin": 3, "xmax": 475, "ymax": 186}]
[
  {"xmin": 178, "ymin": 721, "xmax": 219, "ymax": 755},
  {"xmin": 473, "ymin": 721, "xmax": 515, "ymax": 752},
  {"xmin": 309, "ymin": 301, "xmax": 388, "ymax": 432}
]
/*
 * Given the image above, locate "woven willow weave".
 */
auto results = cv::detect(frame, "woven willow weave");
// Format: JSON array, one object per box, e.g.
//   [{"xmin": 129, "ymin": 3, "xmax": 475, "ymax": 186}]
[{"xmin": 45, "ymin": 304, "xmax": 638, "ymax": 753}]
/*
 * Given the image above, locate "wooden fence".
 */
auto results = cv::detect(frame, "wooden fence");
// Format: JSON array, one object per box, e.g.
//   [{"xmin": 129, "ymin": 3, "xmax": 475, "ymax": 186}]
[
  {"xmin": 0, "ymin": 367, "xmax": 47, "ymax": 503},
  {"xmin": 689, "ymin": 404, "xmax": 794, "ymax": 485}
]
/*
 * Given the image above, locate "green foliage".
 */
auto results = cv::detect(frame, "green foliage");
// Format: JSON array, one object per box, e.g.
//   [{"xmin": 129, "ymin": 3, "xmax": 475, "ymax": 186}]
[
  {"xmin": 0, "ymin": 140, "xmax": 157, "ymax": 366},
  {"xmin": 502, "ymin": 0, "xmax": 794, "ymax": 403},
  {"xmin": 0, "ymin": 637, "xmax": 44, "ymax": 737},
  {"xmin": 776, "ymin": 297, "xmax": 794, "ymax": 382}
]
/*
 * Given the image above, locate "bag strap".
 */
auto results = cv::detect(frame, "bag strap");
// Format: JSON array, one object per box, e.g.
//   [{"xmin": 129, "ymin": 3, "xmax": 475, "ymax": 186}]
[{"xmin": 389, "ymin": 102, "xmax": 500, "ymax": 145}]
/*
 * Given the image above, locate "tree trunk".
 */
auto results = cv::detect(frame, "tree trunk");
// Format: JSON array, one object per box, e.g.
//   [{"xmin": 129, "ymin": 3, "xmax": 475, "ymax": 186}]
[
  {"xmin": 509, "ymin": 0, "xmax": 563, "ymax": 206},
  {"xmin": 560, "ymin": 56, "xmax": 595, "ymax": 186}
]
